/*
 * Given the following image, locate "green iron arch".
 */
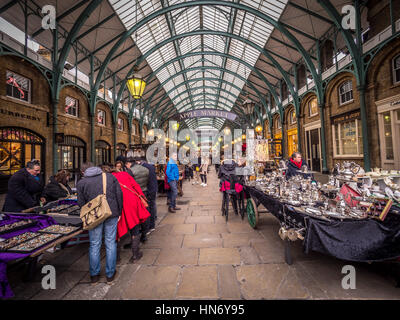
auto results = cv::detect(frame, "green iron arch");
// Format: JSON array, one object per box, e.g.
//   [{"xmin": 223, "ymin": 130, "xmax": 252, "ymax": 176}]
[
  {"xmin": 144, "ymin": 67, "xmax": 268, "ymax": 120},
  {"xmin": 142, "ymin": 65, "xmax": 269, "ymax": 124},
  {"xmin": 94, "ymin": 0, "xmax": 321, "ymax": 113},
  {"xmin": 121, "ymin": 30, "xmax": 295, "ymax": 120}
]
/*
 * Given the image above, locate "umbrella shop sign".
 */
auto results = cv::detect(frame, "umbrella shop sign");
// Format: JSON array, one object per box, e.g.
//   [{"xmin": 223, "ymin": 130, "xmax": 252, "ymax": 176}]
[{"xmin": 171, "ymin": 109, "xmax": 238, "ymax": 122}]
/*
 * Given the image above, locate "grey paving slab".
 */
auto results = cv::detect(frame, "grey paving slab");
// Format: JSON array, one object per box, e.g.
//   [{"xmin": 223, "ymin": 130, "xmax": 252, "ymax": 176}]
[{"xmin": 176, "ymin": 266, "xmax": 218, "ymax": 299}]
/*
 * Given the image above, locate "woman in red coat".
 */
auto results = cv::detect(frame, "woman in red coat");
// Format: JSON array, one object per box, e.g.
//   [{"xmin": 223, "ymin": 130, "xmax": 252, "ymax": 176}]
[{"xmin": 112, "ymin": 170, "xmax": 150, "ymax": 263}]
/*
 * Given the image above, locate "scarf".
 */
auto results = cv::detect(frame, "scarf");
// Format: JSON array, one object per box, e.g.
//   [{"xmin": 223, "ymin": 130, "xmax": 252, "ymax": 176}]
[{"xmin": 289, "ymin": 158, "xmax": 302, "ymax": 169}]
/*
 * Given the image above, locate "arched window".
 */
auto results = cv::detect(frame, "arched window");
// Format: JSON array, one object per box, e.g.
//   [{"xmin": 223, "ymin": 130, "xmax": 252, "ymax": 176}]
[
  {"xmin": 339, "ymin": 80, "xmax": 353, "ymax": 105},
  {"xmin": 116, "ymin": 143, "xmax": 127, "ymax": 157},
  {"xmin": 58, "ymin": 136, "xmax": 86, "ymax": 185},
  {"xmin": 0, "ymin": 127, "xmax": 45, "ymax": 192},
  {"xmin": 118, "ymin": 118, "xmax": 124, "ymax": 131},
  {"xmin": 95, "ymin": 140, "xmax": 110, "ymax": 165},
  {"xmin": 289, "ymin": 109, "xmax": 296, "ymax": 124},
  {"xmin": 275, "ymin": 116, "xmax": 281, "ymax": 129},
  {"xmin": 308, "ymin": 97, "xmax": 318, "ymax": 117},
  {"xmin": 393, "ymin": 55, "xmax": 400, "ymax": 85}
]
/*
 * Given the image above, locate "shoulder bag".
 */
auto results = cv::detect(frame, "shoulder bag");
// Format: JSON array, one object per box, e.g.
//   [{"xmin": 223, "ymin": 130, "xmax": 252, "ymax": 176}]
[
  {"xmin": 80, "ymin": 173, "xmax": 112, "ymax": 230},
  {"xmin": 119, "ymin": 183, "xmax": 149, "ymax": 208}
]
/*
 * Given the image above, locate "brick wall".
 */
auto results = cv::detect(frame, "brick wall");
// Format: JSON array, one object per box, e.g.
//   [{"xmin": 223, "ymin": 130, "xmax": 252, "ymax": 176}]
[{"xmin": 0, "ymin": 55, "xmax": 53, "ymax": 181}]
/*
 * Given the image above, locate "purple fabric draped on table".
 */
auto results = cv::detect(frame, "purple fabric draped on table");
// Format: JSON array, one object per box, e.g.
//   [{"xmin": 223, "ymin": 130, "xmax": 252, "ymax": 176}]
[{"xmin": 0, "ymin": 213, "xmax": 56, "ymax": 299}]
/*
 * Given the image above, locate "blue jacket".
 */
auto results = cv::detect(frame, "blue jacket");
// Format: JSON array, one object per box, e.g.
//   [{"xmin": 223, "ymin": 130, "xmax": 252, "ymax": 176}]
[{"xmin": 166, "ymin": 159, "xmax": 179, "ymax": 183}]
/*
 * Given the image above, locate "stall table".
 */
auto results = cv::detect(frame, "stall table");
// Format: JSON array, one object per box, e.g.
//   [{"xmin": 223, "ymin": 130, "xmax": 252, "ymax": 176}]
[
  {"xmin": 0, "ymin": 213, "xmax": 82, "ymax": 299},
  {"xmin": 244, "ymin": 185, "xmax": 400, "ymax": 269}
]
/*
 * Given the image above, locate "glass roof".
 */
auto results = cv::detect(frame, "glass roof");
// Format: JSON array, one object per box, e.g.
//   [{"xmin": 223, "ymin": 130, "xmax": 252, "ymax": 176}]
[{"xmin": 109, "ymin": 0, "xmax": 288, "ymax": 129}]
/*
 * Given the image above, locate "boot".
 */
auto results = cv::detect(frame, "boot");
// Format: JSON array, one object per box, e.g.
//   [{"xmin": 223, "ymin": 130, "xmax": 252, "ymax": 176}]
[{"xmin": 129, "ymin": 236, "xmax": 143, "ymax": 263}]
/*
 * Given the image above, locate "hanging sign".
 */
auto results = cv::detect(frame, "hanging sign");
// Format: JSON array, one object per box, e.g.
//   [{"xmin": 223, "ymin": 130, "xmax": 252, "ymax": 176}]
[{"xmin": 171, "ymin": 109, "xmax": 238, "ymax": 122}]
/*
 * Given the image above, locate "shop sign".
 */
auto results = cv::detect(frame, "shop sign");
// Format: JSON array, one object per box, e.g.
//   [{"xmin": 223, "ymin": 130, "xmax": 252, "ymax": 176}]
[
  {"xmin": 0, "ymin": 108, "xmax": 41, "ymax": 122},
  {"xmin": 332, "ymin": 110, "xmax": 360, "ymax": 125},
  {"xmin": 390, "ymin": 100, "xmax": 400, "ymax": 107}
]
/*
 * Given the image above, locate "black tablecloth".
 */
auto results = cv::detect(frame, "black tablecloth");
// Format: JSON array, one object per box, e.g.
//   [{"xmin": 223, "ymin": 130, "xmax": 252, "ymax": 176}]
[{"xmin": 245, "ymin": 186, "xmax": 400, "ymax": 262}]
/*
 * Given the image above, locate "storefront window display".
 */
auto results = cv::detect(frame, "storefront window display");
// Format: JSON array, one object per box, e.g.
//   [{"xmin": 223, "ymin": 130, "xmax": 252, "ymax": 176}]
[
  {"xmin": 116, "ymin": 143, "xmax": 127, "ymax": 157},
  {"xmin": 95, "ymin": 140, "xmax": 111, "ymax": 165},
  {"xmin": 0, "ymin": 127, "xmax": 44, "ymax": 193},
  {"xmin": 57, "ymin": 136, "xmax": 85, "ymax": 184},
  {"xmin": 287, "ymin": 128, "xmax": 298, "ymax": 157},
  {"xmin": 332, "ymin": 114, "xmax": 363, "ymax": 157}
]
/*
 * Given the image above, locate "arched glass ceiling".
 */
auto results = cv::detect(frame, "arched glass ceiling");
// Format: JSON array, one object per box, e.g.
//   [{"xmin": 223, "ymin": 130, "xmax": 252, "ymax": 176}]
[{"xmin": 109, "ymin": 0, "xmax": 288, "ymax": 129}]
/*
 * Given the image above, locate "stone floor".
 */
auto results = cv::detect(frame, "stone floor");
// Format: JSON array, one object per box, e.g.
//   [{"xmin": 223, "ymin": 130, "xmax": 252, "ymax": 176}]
[{"xmin": 6, "ymin": 167, "xmax": 400, "ymax": 300}]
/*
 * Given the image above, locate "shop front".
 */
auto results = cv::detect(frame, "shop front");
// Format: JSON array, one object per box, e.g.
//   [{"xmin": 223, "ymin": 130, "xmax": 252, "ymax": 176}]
[
  {"xmin": 0, "ymin": 127, "xmax": 45, "ymax": 193},
  {"xmin": 57, "ymin": 135, "xmax": 86, "ymax": 185},
  {"xmin": 287, "ymin": 128, "xmax": 298, "ymax": 158},
  {"xmin": 116, "ymin": 143, "xmax": 127, "ymax": 158},
  {"xmin": 376, "ymin": 94, "xmax": 400, "ymax": 169},
  {"xmin": 95, "ymin": 140, "xmax": 111, "ymax": 166},
  {"xmin": 331, "ymin": 110, "xmax": 364, "ymax": 167},
  {"xmin": 304, "ymin": 121, "xmax": 322, "ymax": 172}
]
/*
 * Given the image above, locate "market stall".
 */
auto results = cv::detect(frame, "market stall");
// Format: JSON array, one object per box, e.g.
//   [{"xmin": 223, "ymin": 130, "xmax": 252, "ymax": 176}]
[
  {"xmin": 0, "ymin": 198, "xmax": 84, "ymax": 299},
  {"xmin": 244, "ymin": 161, "xmax": 400, "ymax": 267}
]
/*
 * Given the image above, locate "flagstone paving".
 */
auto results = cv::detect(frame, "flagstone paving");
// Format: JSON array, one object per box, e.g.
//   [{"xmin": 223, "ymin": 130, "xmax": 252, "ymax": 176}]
[{"xmin": 7, "ymin": 167, "xmax": 400, "ymax": 300}]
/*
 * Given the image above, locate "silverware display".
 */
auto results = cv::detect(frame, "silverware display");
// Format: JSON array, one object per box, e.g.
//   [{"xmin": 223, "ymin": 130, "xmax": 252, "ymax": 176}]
[{"xmin": 247, "ymin": 161, "xmax": 400, "ymax": 222}]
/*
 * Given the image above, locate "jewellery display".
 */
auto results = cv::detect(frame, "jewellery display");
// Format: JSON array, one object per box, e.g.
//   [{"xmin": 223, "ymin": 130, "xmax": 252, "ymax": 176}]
[
  {"xmin": 0, "ymin": 219, "xmax": 37, "ymax": 235},
  {"xmin": 9, "ymin": 233, "xmax": 62, "ymax": 253},
  {"xmin": 38, "ymin": 225, "xmax": 79, "ymax": 235},
  {"xmin": 0, "ymin": 232, "xmax": 39, "ymax": 251}
]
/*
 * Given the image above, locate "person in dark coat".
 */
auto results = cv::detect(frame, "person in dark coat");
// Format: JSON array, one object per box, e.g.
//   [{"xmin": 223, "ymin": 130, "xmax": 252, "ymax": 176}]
[
  {"xmin": 285, "ymin": 152, "xmax": 313, "ymax": 180},
  {"xmin": 76, "ymin": 162, "xmax": 123, "ymax": 285},
  {"xmin": 42, "ymin": 170, "xmax": 72, "ymax": 202},
  {"xmin": 3, "ymin": 159, "xmax": 45, "ymax": 212},
  {"xmin": 140, "ymin": 158, "xmax": 158, "ymax": 232}
]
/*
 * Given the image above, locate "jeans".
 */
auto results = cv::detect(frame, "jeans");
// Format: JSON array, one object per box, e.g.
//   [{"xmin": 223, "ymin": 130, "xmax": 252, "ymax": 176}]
[
  {"xmin": 169, "ymin": 180, "xmax": 178, "ymax": 208},
  {"xmin": 200, "ymin": 174, "xmax": 207, "ymax": 184},
  {"xmin": 88, "ymin": 216, "xmax": 118, "ymax": 278}
]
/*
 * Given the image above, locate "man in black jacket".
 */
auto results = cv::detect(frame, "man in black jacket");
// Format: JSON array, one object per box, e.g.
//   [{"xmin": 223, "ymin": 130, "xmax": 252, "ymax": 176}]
[
  {"xmin": 3, "ymin": 159, "xmax": 45, "ymax": 212},
  {"xmin": 76, "ymin": 162, "xmax": 123, "ymax": 285},
  {"xmin": 140, "ymin": 158, "xmax": 158, "ymax": 233}
]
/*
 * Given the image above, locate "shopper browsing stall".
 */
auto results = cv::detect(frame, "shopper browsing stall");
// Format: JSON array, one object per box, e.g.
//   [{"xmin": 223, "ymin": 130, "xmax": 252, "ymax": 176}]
[
  {"xmin": 42, "ymin": 170, "xmax": 72, "ymax": 202},
  {"xmin": 3, "ymin": 159, "xmax": 46, "ymax": 212},
  {"xmin": 76, "ymin": 162, "xmax": 123, "ymax": 285},
  {"xmin": 110, "ymin": 167, "xmax": 150, "ymax": 263}
]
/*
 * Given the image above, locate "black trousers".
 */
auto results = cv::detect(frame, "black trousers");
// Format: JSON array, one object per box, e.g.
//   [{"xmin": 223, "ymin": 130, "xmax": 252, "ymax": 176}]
[{"xmin": 200, "ymin": 174, "xmax": 207, "ymax": 184}]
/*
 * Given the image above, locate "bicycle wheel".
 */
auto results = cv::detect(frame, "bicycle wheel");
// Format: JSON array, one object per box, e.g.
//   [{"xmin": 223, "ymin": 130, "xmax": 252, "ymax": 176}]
[{"xmin": 246, "ymin": 198, "xmax": 259, "ymax": 229}]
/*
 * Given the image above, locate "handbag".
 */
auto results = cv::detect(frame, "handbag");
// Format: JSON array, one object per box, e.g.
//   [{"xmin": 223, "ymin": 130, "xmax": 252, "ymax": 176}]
[
  {"xmin": 80, "ymin": 173, "xmax": 112, "ymax": 230},
  {"xmin": 119, "ymin": 183, "xmax": 149, "ymax": 208}
]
